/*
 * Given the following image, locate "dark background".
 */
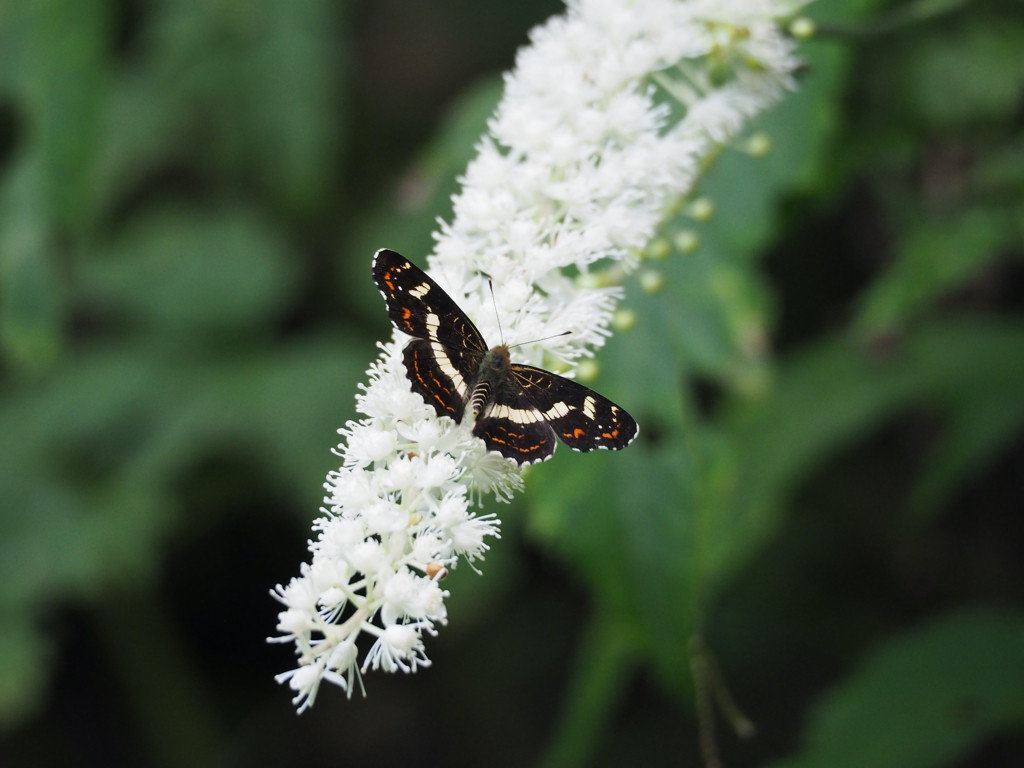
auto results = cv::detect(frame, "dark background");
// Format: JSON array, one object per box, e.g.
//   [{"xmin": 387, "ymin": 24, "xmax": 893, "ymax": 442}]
[{"xmin": 1, "ymin": 1, "xmax": 1023, "ymax": 767}]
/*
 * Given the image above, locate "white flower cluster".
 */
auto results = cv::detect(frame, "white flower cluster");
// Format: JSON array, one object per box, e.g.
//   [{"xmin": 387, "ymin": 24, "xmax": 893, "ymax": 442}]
[{"xmin": 271, "ymin": 0, "xmax": 803, "ymax": 711}]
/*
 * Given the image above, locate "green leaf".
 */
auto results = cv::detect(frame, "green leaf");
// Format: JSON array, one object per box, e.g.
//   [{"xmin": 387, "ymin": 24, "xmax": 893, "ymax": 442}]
[
  {"xmin": 79, "ymin": 206, "xmax": 301, "ymax": 334},
  {"xmin": 232, "ymin": 0, "xmax": 345, "ymax": 211},
  {"xmin": 185, "ymin": 335, "xmax": 374, "ymax": 510},
  {"xmin": 855, "ymin": 209, "xmax": 1012, "ymax": 336},
  {"xmin": 970, "ymin": 136, "xmax": 1024, "ymax": 199},
  {"xmin": 0, "ymin": 158, "xmax": 62, "ymax": 371},
  {"xmin": 810, "ymin": 0, "xmax": 893, "ymax": 26},
  {"xmin": 89, "ymin": 75, "xmax": 185, "ymax": 221},
  {"xmin": 906, "ymin": 321, "xmax": 1024, "ymax": 519},
  {"xmin": 526, "ymin": 0, "xmax": 876, "ymax": 716},
  {"xmin": 439, "ymin": 497, "xmax": 529, "ymax": 630},
  {"xmin": 708, "ymin": 319, "xmax": 1024, "ymax": 584},
  {"xmin": 602, "ymin": 287, "xmax": 690, "ymax": 420},
  {"xmin": 0, "ymin": 7, "xmax": 27, "ymax": 95},
  {"xmin": 907, "ymin": 19, "xmax": 1024, "ymax": 129},
  {"xmin": 0, "ymin": 327, "xmax": 370, "ymax": 718},
  {"xmin": 146, "ymin": 0, "xmax": 345, "ymax": 213},
  {"xmin": 529, "ymin": 430, "xmax": 699, "ymax": 691},
  {"xmin": 773, "ymin": 609, "xmax": 1024, "ymax": 768},
  {"xmin": 644, "ymin": 249, "xmax": 773, "ymax": 394},
  {"xmin": 18, "ymin": 0, "xmax": 111, "ymax": 230},
  {"xmin": 0, "ymin": 350, "xmax": 181, "ymax": 608},
  {"xmin": 0, "ymin": 331, "xmax": 369, "ymax": 622},
  {"xmin": 0, "ymin": 613, "xmax": 52, "ymax": 729}
]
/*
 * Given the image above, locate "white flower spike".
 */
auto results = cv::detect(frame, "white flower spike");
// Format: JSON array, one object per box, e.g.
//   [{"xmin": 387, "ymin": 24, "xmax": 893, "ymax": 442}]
[{"xmin": 271, "ymin": 0, "xmax": 801, "ymax": 708}]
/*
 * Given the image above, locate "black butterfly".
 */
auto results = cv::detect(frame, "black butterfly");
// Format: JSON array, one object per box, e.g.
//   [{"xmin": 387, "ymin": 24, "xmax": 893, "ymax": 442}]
[{"xmin": 372, "ymin": 248, "xmax": 639, "ymax": 465}]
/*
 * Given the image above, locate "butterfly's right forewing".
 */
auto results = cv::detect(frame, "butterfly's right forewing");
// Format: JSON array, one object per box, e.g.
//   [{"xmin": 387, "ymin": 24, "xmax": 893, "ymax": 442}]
[{"xmin": 509, "ymin": 365, "xmax": 639, "ymax": 453}]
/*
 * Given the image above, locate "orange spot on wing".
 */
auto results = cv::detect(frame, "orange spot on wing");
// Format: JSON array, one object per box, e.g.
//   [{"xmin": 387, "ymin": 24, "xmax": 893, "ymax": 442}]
[{"xmin": 572, "ymin": 428, "xmax": 585, "ymax": 439}]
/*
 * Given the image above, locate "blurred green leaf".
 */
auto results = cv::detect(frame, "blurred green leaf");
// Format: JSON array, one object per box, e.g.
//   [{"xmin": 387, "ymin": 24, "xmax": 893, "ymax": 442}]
[
  {"xmin": 89, "ymin": 74, "xmax": 185, "ymax": 220},
  {"xmin": 183, "ymin": 335, "xmax": 374, "ymax": 510},
  {"xmin": 147, "ymin": 0, "xmax": 344, "ymax": 213},
  {"xmin": 648, "ymin": 249, "xmax": 773, "ymax": 394},
  {"xmin": 0, "ymin": 613, "xmax": 52, "ymax": 729},
  {"xmin": 0, "ymin": 331, "xmax": 369, "ymax": 637},
  {"xmin": 907, "ymin": 321, "xmax": 1024, "ymax": 519},
  {"xmin": 773, "ymin": 609, "xmax": 1024, "ymax": 768},
  {"xmin": 79, "ymin": 206, "xmax": 301, "ymax": 334},
  {"xmin": 0, "ymin": 158, "xmax": 62, "ymax": 370},
  {"xmin": 0, "ymin": 328, "xmax": 369, "ymax": 721},
  {"xmin": 440, "ymin": 497, "xmax": 528, "ymax": 631},
  {"xmin": 855, "ymin": 208, "xmax": 1012, "ymax": 336},
  {"xmin": 971, "ymin": 136, "xmax": 1024, "ymax": 198},
  {"xmin": 0, "ymin": 350, "xmax": 182, "ymax": 608},
  {"xmin": 707, "ymin": 319, "xmax": 1024, "ymax": 583},
  {"xmin": 907, "ymin": 19, "xmax": 1024, "ymax": 129},
  {"xmin": 529, "ymin": 433, "xmax": 699, "ymax": 690},
  {"xmin": 19, "ymin": 0, "xmax": 110, "ymax": 231},
  {"xmin": 603, "ymin": 286, "xmax": 690, "ymax": 420},
  {"xmin": 0, "ymin": 6, "xmax": 27, "ymax": 94},
  {"xmin": 810, "ymin": 0, "xmax": 897, "ymax": 26},
  {"xmin": 818, "ymin": 0, "xmax": 972, "ymax": 37}
]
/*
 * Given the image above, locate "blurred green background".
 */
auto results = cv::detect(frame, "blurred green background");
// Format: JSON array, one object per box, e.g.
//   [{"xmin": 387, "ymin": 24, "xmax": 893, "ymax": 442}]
[{"xmin": 2, "ymin": 0, "xmax": 1023, "ymax": 766}]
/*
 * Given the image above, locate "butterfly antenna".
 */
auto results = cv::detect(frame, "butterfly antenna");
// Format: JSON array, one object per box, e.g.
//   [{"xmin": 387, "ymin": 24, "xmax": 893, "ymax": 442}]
[
  {"xmin": 488, "ymin": 277, "xmax": 504, "ymax": 345},
  {"xmin": 509, "ymin": 331, "xmax": 573, "ymax": 350}
]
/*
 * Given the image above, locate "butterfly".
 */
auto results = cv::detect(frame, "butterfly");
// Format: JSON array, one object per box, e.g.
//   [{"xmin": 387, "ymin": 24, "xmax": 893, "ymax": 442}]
[{"xmin": 371, "ymin": 248, "xmax": 638, "ymax": 465}]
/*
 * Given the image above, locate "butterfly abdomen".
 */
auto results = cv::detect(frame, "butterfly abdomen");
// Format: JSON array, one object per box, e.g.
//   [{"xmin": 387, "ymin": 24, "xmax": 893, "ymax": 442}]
[
  {"xmin": 469, "ymin": 381, "xmax": 491, "ymax": 417},
  {"xmin": 469, "ymin": 346, "xmax": 510, "ymax": 417}
]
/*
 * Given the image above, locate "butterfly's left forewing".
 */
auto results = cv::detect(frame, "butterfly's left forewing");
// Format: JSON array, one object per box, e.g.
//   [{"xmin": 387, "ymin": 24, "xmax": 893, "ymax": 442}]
[
  {"xmin": 372, "ymin": 249, "xmax": 486, "ymax": 354},
  {"xmin": 373, "ymin": 248, "xmax": 486, "ymax": 423}
]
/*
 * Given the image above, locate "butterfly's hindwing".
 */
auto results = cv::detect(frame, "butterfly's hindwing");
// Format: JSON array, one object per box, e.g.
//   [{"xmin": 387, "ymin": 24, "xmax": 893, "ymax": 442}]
[
  {"xmin": 509, "ymin": 366, "xmax": 639, "ymax": 453},
  {"xmin": 403, "ymin": 339, "xmax": 469, "ymax": 420},
  {"xmin": 474, "ymin": 379, "xmax": 559, "ymax": 463},
  {"xmin": 474, "ymin": 419, "xmax": 558, "ymax": 464},
  {"xmin": 372, "ymin": 248, "xmax": 487, "ymax": 355}
]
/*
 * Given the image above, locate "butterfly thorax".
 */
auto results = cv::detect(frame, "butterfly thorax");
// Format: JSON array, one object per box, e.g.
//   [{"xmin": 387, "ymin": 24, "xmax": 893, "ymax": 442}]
[{"xmin": 469, "ymin": 345, "xmax": 511, "ymax": 417}]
